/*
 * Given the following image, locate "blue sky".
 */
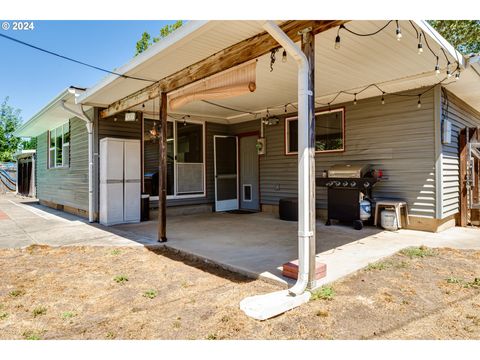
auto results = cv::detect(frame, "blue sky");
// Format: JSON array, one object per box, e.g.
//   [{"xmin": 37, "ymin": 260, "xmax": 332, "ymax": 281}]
[{"xmin": 0, "ymin": 20, "xmax": 176, "ymax": 123}]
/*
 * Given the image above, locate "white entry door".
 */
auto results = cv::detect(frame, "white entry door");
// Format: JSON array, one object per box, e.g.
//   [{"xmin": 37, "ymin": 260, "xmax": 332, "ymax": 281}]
[{"xmin": 214, "ymin": 135, "xmax": 238, "ymax": 212}]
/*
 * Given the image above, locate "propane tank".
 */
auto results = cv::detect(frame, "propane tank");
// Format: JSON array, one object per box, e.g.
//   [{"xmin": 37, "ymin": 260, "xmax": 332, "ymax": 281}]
[{"xmin": 359, "ymin": 197, "xmax": 371, "ymax": 221}]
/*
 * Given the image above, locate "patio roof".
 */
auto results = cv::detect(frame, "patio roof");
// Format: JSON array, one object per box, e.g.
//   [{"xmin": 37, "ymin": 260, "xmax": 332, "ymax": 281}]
[{"xmin": 77, "ymin": 20, "xmax": 480, "ymax": 124}]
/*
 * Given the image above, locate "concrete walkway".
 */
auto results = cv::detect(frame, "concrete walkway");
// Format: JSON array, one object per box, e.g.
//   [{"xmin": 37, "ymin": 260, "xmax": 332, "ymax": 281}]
[
  {"xmin": 1, "ymin": 193, "xmax": 479, "ymax": 289},
  {"xmin": 0, "ymin": 194, "xmax": 149, "ymax": 248}
]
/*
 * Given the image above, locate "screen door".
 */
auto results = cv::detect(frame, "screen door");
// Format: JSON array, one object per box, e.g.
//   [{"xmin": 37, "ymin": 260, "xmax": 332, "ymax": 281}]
[{"xmin": 214, "ymin": 135, "xmax": 238, "ymax": 211}]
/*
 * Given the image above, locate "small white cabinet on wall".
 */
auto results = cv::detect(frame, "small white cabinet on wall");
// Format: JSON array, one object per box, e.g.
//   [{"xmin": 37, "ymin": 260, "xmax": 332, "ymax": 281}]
[{"xmin": 100, "ymin": 137, "xmax": 141, "ymax": 226}]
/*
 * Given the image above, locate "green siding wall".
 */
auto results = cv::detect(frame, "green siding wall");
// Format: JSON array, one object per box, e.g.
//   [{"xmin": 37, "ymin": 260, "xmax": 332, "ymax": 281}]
[
  {"xmin": 230, "ymin": 91, "xmax": 436, "ymax": 218},
  {"xmin": 36, "ymin": 116, "xmax": 89, "ymax": 211}
]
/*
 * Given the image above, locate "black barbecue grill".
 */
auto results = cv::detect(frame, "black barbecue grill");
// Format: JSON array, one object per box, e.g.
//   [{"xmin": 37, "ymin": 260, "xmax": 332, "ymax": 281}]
[{"xmin": 316, "ymin": 164, "xmax": 380, "ymax": 230}]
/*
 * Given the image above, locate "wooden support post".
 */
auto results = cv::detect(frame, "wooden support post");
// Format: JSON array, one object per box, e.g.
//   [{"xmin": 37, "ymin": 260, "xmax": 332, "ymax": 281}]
[
  {"xmin": 158, "ymin": 92, "xmax": 168, "ymax": 242},
  {"xmin": 459, "ymin": 128, "xmax": 468, "ymax": 226},
  {"xmin": 301, "ymin": 28, "xmax": 316, "ymax": 289}
]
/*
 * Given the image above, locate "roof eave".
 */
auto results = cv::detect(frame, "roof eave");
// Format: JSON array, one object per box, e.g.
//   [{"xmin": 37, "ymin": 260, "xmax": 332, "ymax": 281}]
[{"xmin": 76, "ymin": 20, "xmax": 212, "ymax": 105}]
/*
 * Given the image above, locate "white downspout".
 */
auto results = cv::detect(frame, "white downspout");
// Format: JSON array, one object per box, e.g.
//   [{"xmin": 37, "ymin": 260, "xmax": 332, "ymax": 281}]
[
  {"xmin": 239, "ymin": 21, "xmax": 314, "ymax": 321},
  {"xmin": 263, "ymin": 21, "xmax": 312, "ymax": 295},
  {"xmin": 61, "ymin": 101, "xmax": 94, "ymax": 223}
]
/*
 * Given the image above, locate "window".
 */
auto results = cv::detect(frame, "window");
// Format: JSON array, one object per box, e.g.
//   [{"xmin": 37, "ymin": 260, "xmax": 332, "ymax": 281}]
[
  {"xmin": 48, "ymin": 121, "xmax": 70, "ymax": 168},
  {"xmin": 285, "ymin": 108, "xmax": 345, "ymax": 154},
  {"xmin": 142, "ymin": 118, "xmax": 205, "ymax": 198}
]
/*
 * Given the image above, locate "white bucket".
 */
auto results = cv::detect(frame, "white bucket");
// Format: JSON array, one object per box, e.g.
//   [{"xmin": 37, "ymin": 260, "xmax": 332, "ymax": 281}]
[{"xmin": 381, "ymin": 209, "xmax": 398, "ymax": 231}]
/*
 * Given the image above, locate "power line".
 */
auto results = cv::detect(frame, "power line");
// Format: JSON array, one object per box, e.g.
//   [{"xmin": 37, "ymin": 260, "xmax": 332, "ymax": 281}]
[{"xmin": 0, "ymin": 33, "xmax": 156, "ymax": 83}]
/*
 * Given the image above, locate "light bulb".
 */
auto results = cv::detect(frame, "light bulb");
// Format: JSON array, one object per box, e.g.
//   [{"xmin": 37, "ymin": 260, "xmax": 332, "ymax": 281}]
[
  {"xmin": 447, "ymin": 69, "xmax": 452, "ymax": 78},
  {"xmin": 435, "ymin": 64, "xmax": 440, "ymax": 75},
  {"xmin": 417, "ymin": 43, "xmax": 423, "ymax": 54},
  {"xmin": 396, "ymin": 28, "xmax": 402, "ymax": 41},
  {"xmin": 381, "ymin": 95, "xmax": 385, "ymax": 105},
  {"xmin": 417, "ymin": 96, "xmax": 422, "ymax": 109},
  {"xmin": 282, "ymin": 49, "xmax": 287, "ymax": 63},
  {"xmin": 455, "ymin": 72, "xmax": 460, "ymax": 80},
  {"xmin": 335, "ymin": 35, "xmax": 341, "ymax": 50},
  {"xmin": 353, "ymin": 94, "xmax": 357, "ymax": 105}
]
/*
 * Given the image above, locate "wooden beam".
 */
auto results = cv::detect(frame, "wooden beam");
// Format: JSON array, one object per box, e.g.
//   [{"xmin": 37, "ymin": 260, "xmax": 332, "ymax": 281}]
[
  {"xmin": 459, "ymin": 128, "xmax": 468, "ymax": 227},
  {"xmin": 158, "ymin": 92, "xmax": 167, "ymax": 242},
  {"xmin": 100, "ymin": 20, "xmax": 347, "ymax": 119}
]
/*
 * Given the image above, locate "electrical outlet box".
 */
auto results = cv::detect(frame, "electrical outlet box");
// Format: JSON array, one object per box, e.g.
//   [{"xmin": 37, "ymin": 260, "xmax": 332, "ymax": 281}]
[
  {"xmin": 442, "ymin": 119, "xmax": 452, "ymax": 144},
  {"xmin": 256, "ymin": 138, "xmax": 266, "ymax": 155}
]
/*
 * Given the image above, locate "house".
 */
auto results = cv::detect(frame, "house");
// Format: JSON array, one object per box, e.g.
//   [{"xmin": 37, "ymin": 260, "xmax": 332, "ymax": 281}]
[{"xmin": 15, "ymin": 20, "xmax": 480, "ymax": 235}]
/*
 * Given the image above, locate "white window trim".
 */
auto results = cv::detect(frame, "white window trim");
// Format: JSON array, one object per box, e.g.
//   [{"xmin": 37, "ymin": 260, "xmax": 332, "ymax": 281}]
[
  {"xmin": 143, "ymin": 117, "xmax": 206, "ymax": 200},
  {"xmin": 285, "ymin": 108, "xmax": 345, "ymax": 155},
  {"xmin": 48, "ymin": 121, "xmax": 70, "ymax": 169}
]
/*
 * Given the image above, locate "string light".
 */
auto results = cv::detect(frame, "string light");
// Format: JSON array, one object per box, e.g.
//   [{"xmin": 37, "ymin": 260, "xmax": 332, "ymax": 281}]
[
  {"xmin": 417, "ymin": 95, "xmax": 422, "ymax": 108},
  {"xmin": 446, "ymin": 62, "xmax": 452, "ymax": 78},
  {"xmin": 381, "ymin": 92, "xmax": 385, "ymax": 105},
  {"xmin": 282, "ymin": 49, "xmax": 287, "ymax": 63},
  {"xmin": 455, "ymin": 71, "xmax": 460, "ymax": 80},
  {"xmin": 334, "ymin": 25, "xmax": 344, "ymax": 50},
  {"xmin": 435, "ymin": 57, "xmax": 440, "ymax": 75},
  {"xmin": 353, "ymin": 93, "xmax": 357, "ymax": 105},
  {"xmin": 395, "ymin": 20, "xmax": 402, "ymax": 41},
  {"xmin": 417, "ymin": 33, "xmax": 423, "ymax": 54}
]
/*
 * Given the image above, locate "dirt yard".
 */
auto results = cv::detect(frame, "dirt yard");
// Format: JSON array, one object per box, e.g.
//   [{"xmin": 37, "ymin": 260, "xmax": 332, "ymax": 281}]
[{"xmin": 0, "ymin": 245, "xmax": 479, "ymax": 340}]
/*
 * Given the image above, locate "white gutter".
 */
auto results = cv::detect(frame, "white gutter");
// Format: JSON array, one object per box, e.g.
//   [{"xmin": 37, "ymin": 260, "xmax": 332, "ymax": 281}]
[
  {"xmin": 61, "ymin": 100, "xmax": 94, "ymax": 224},
  {"xmin": 240, "ymin": 20, "xmax": 313, "ymax": 320}
]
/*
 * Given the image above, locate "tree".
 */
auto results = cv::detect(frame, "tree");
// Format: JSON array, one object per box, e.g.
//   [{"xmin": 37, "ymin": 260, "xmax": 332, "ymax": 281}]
[
  {"xmin": 0, "ymin": 97, "xmax": 22, "ymax": 162},
  {"xmin": 21, "ymin": 137, "xmax": 36, "ymax": 150},
  {"xmin": 428, "ymin": 20, "xmax": 480, "ymax": 54},
  {"xmin": 135, "ymin": 32, "xmax": 151, "ymax": 56},
  {"xmin": 135, "ymin": 21, "xmax": 183, "ymax": 56}
]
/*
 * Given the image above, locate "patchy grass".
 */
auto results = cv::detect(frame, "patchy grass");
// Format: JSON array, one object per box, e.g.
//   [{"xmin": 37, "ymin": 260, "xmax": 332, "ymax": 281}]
[
  {"xmin": 0, "ymin": 312, "xmax": 8, "ymax": 320},
  {"xmin": 61, "ymin": 311, "xmax": 77, "ymax": 320},
  {"xmin": 142, "ymin": 289, "xmax": 158, "ymax": 299},
  {"xmin": 311, "ymin": 286, "xmax": 335, "ymax": 301},
  {"xmin": 1, "ymin": 245, "xmax": 480, "ymax": 340},
  {"xmin": 9, "ymin": 289, "xmax": 25, "ymax": 297},
  {"xmin": 445, "ymin": 277, "xmax": 480, "ymax": 289},
  {"xmin": 464, "ymin": 278, "xmax": 480, "ymax": 289},
  {"xmin": 446, "ymin": 276, "xmax": 464, "ymax": 284},
  {"xmin": 110, "ymin": 249, "xmax": 121, "ymax": 256},
  {"xmin": 365, "ymin": 261, "xmax": 389, "ymax": 271},
  {"xmin": 400, "ymin": 246, "xmax": 436, "ymax": 259},
  {"xmin": 32, "ymin": 306, "xmax": 47, "ymax": 318},
  {"xmin": 22, "ymin": 331, "xmax": 41, "ymax": 340},
  {"xmin": 113, "ymin": 275, "xmax": 129, "ymax": 284}
]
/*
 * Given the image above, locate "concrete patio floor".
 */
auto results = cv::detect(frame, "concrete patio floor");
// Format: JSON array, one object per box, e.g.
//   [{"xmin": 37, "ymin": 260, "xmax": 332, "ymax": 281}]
[
  {"xmin": 115, "ymin": 209, "xmax": 480, "ymax": 287},
  {"xmin": 2, "ymin": 193, "xmax": 480, "ymax": 288}
]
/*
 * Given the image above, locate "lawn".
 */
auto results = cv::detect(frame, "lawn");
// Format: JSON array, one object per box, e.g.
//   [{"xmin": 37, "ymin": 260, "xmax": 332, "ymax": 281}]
[{"xmin": 0, "ymin": 245, "xmax": 479, "ymax": 339}]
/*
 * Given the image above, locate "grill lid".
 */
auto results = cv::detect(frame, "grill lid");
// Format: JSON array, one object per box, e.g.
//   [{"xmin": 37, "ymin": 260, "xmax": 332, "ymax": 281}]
[{"xmin": 328, "ymin": 164, "xmax": 369, "ymax": 178}]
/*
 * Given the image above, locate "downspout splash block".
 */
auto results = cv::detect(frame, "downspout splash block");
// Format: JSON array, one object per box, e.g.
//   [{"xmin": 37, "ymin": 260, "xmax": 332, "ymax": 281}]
[{"xmin": 240, "ymin": 290, "xmax": 310, "ymax": 320}]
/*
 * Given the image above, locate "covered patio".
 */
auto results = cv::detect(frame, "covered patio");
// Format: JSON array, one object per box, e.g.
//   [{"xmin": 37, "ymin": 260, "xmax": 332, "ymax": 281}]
[{"xmin": 75, "ymin": 20, "xmax": 480, "ymax": 318}]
